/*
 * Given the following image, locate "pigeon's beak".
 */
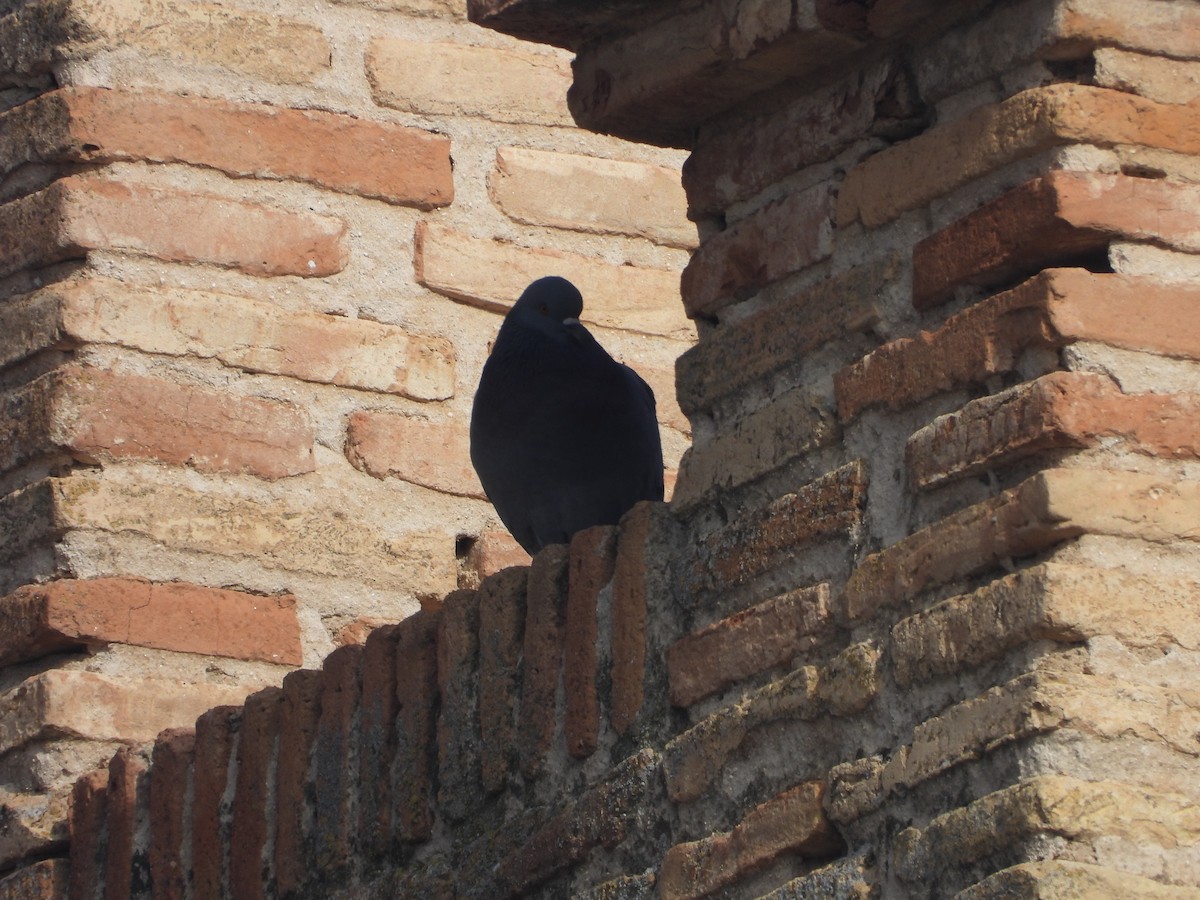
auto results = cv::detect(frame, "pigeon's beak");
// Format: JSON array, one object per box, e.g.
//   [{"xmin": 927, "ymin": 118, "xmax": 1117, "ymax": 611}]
[{"xmin": 563, "ymin": 317, "xmax": 580, "ymax": 326}]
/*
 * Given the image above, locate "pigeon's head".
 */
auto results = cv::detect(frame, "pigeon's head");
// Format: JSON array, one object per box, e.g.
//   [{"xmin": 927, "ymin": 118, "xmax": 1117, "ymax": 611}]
[{"xmin": 508, "ymin": 276, "xmax": 586, "ymax": 340}]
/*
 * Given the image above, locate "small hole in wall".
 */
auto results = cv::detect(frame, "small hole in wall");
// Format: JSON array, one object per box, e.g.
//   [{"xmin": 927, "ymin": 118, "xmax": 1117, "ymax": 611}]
[
  {"xmin": 80, "ymin": 143, "xmax": 100, "ymax": 153},
  {"xmin": 1120, "ymin": 162, "xmax": 1168, "ymax": 180},
  {"xmin": 455, "ymin": 534, "xmax": 475, "ymax": 559}
]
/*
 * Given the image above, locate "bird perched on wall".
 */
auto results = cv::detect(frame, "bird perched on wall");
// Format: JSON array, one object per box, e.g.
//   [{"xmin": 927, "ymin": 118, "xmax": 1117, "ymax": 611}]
[{"xmin": 470, "ymin": 276, "xmax": 665, "ymax": 556}]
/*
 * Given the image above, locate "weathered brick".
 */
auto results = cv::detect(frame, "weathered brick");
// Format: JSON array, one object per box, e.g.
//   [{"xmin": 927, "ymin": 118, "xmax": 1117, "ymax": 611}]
[
  {"xmin": 103, "ymin": 746, "xmax": 148, "ymax": 900},
  {"xmin": 693, "ymin": 461, "xmax": 868, "ymax": 594},
  {"xmin": 662, "ymin": 643, "xmax": 880, "ymax": 803},
  {"xmin": 668, "ymin": 583, "xmax": 831, "ymax": 709},
  {"xmin": 490, "ymin": 146, "xmax": 695, "ymax": 249},
  {"xmin": 518, "ymin": 544, "xmax": 569, "ymax": 779},
  {"xmin": 906, "ymin": 371, "xmax": 1200, "ymax": 489},
  {"xmin": 0, "ymin": 787, "xmax": 71, "ymax": 878},
  {"xmin": 229, "ymin": 687, "xmax": 283, "ymax": 900},
  {"xmin": 358, "ymin": 624, "xmax": 399, "ymax": 860},
  {"xmin": 684, "ymin": 59, "xmax": 915, "ymax": 217},
  {"xmin": 891, "ymin": 563, "xmax": 1200, "ymax": 686},
  {"xmin": 659, "ymin": 782, "xmax": 842, "ymax": 900},
  {"xmin": 913, "ymin": 171, "xmax": 1200, "ymax": 309},
  {"xmin": 436, "ymin": 589, "xmax": 482, "ymax": 823},
  {"xmin": 673, "ymin": 389, "xmax": 839, "ymax": 512},
  {"xmin": 495, "ymin": 749, "xmax": 661, "ymax": 896},
  {"xmin": 835, "ymin": 268, "xmax": 1200, "ymax": 423},
  {"xmin": 147, "ymin": 728, "xmax": 193, "ymax": 900},
  {"xmin": 681, "ymin": 182, "xmax": 835, "ymax": 320},
  {"xmin": 0, "ymin": 670, "xmax": 254, "ymax": 754},
  {"xmin": 0, "ymin": 87, "xmax": 452, "ymax": 208},
  {"xmin": 191, "ymin": 706, "xmax": 240, "ymax": 900},
  {"xmin": 0, "ymin": 0, "xmax": 330, "ymax": 84},
  {"xmin": 841, "ymin": 467, "xmax": 1200, "ymax": 624},
  {"xmin": 840, "ymin": 83, "xmax": 1200, "ymax": 229},
  {"xmin": 414, "ymin": 221, "xmax": 692, "ymax": 339},
  {"xmin": 67, "ymin": 769, "xmax": 107, "ymax": 900},
  {"xmin": 345, "ymin": 411, "xmax": 483, "ymax": 498},
  {"xmin": 0, "ymin": 175, "xmax": 348, "ymax": 281},
  {"xmin": 1058, "ymin": 0, "xmax": 1200, "ymax": 61},
  {"xmin": 759, "ymin": 853, "xmax": 877, "ymax": 899},
  {"xmin": 367, "ymin": 38, "xmax": 572, "ymax": 126},
  {"xmin": 0, "ymin": 365, "xmax": 314, "ymax": 480},
  {"xmin": 459, "ymin": 531, "xmax": 532, "ymax": 591},
  {"xmin": 48, "ymin": 471, "xmax": 457, "ymax": 594},
  {"xmin": 1094, "ymin": 48, "xmax": 1200, "ymax": 106},
  {"xmin": 564, "ymin": 526, "xmax": 617, "ymax": 759},
  {"xmin": 393, "ymin": 609, "xmax": 439, "ymax": 844},
  {"xmin": 273, "ymin": 670, "xmax": 322, "ymax": 898},
  {"xmin": 0, "ymin": 858, "xmax": 68, "ymax": 899},
  {"xmin": 675, "ymin": 253, "xmax": 896, "ymax": 415},
  {"xmin": 478, "ymin": 567, "xmax": 528, "ymax": 793},
  {"xmin": 313, "ymin": 645, "xmax": 362, "ymax": 877},
  {"xmin": 11, "ymin": 277, "xmax": 454, "ymax": 400},
  {"xmin": 960, "ymin": 860, "xmax": 1200, "ymax": 899},
  {"xmin": 610, "ymin": 502, "xmax": 661, "ymax": 736},
  {"xmin": 894, "ymin": 776, "xmax": 1200, "ymax": 885}
]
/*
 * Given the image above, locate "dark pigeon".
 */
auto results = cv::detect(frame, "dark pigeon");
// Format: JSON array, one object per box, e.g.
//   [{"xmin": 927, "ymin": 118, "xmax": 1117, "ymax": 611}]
[{"xmin": 470, "ymin": 276, "xmax": 665, "ymax": 555}]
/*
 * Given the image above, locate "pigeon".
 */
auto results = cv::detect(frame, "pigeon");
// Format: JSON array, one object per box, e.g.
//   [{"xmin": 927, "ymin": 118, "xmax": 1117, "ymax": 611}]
[{"xmin": 470, "ymin": 276, "xmax": 665, "ymax": 556}]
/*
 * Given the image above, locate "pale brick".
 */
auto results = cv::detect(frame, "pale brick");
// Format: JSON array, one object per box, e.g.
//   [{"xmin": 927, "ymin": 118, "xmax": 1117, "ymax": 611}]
[
  {"xmin": 672, "ymin": 388, "xmax": 838, "ymax": 512},
  {"xmin": 0, "ymin": 288, "xmax": 60, "ymax": 371},
  {"xmin": 835, "ymin": 268, "xmax": 1200, "ymax": 422},
  {"xmin": 0, "ymin": 175, "xmax": 348, "ymax": 280},
  {"xmin": 890, "ymin": 564, "xmax": 1200, "ymax": 685},
  {"xmin": 913, "ymin": 171, "xmax": 1200, "ymax": 309},
  {"xmin": 366, "ymin": 38, "xmax": 572, "ymax": 126},
  {"xmin": 340, "ymin": 0, "xmax": 462, "ymax": 14},
  {"xmin": 906, "ymin": 371, "xmax": 1200, "ymax": 489},
  {"xmin": 0, "ymin": 87, "xmax": 453, "ymax": 208},
  {"xmin": 841, "ymin": 468, "xmax": 1200, "ymax": 624},
  {"xmin": 667, "ymin": 583, "xmax": 831, "ymax": 708},
  {"xmin": 960, "ymin": 860, "xmax": 1200, "ymax": 899},
  {"xmin": 681, "ymin": 181, "xmax": 835, "ymax": 320},
  {"xmin": 47, "ymin": 471, "xmax": 458, "ymax": 593},
  {"xmin": 414, "ymin": 221, "xmax": 692, "ymax": 340},
  {"xmin": 0, "ymin": 576, "xmax": 301, "ymax": 667},
  {"xmin": 659, "ymin": 783, "xmax": 841, "ymax": 900},
  {"xmin": 0, "ymin": 669, "xmax": 255, "ymax": 753},
  {"xmin": 840, "ymin": 83, "xmax": 1200, "ymax": 229},
  {"xmin": 345, "ymin": 410, "xmax": 483, "ymax": 499},
  {"xmin": 490, "ymin": 146, "xmax": 695, "ymax": 249},
  {"xmin": 0, "ymin": 0, "xmax": 330, "ymax": 84},
  {"xmin": 675, "ymin": 253, "xmax": 896, "ymax": 415},
  {"xmin": 1059, "ymin": 0, "xmax": 1200, "ymax": 61},
  {"xmin": 3, "ymin": 365, "xmax": 315, "ymax": 480},
  {"xmin": 1095, "ymin": 48, "xmax": 1200, "ymax": 106},
  {"xmin": 32, "ymin": 277, "xmax": 454, "ymax": 400}
]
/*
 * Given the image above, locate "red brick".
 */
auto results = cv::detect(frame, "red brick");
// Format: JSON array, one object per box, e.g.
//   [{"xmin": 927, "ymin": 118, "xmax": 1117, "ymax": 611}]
[
  {"xmin": 67, "ymin": 769, "xmax": 107, "ymax": 900},
  {"xmin": 610, "ymin": 503, "xmax": 660, "ymax": 736},
  {"xmin": 393, "ymin": 609, "xmax": 439, "ymax": 844},
  {"xmin": 147, "ymin": 729, "xmax": 194, "ymax": 900},
  {"xmin": 436, "ymin": 589, "xmax": 482, "ymax": 822},
  {"xmin": 676, "ymin": 253, "xmax": 895, "ymax": 415},
  {"xmin": 518, "ymin": 544, "xmax": 569, "ymax": 779},
  {"xmin": 358, "ymin": 624, "xmax": 399, "ymax": 859},
  {"xmin": 659, "ymin": 782, "xmax": 842, "ymax": 900},
  {"xmin": 332, "ymin": 615, "xmax": 392, "ymax": 647},
  {"xmin": 477, "ymin": 567, "xmax": 528, "ymax": 793},
  {"xmin": 104, "ymin": 746, "xmax": 148, "ymax": 900},
  {"xmin": 345, "ymin": 410, "xmax": 484, "ymax": 498},
  {"xmin": 273, "ymin": 670, "xmax": 322, "ymax": 898},
  {"xmin": 0, "ymin": 576, "xmax": 302, "ymax": 668},
  {"xmin": 906, "ymin": 371, "xmax": 1200, "ymax": 490},
  {"xmin": 564, "ymin": 526, "xmax": 617, "ymax": 759},
  {"xmin": 668, "ymin": 583, "xmax": 831, "ymax": 709},
  {"xmin": 313, "ymin": 645, "xmax": 363, "ymax": 876},
  {"xmin": 459, "ymin": 531, "xmax": 532, "ymax": 591},
  {"xmin": 694, "ymin": 461, "xmax": 867, "ymax": 594},
  {"xmin": 0, "ymin": 175, "xmax": 348, "ymax": 281},
  {"xmin": 835, "ymin": 268, "xmax": 1200, "ymax": 423},
  {"xmin": 0, "ymin": 859, "xmax": 67, "ymax": 899},
  {"xmin": 191, "ymin": 706, "xmax": 240, "ymax": 900},
  {"xmin": 229, "ymin": 688, "xmax": 283, "ymax": 900},
  {"xmin": 681, "ymin": 182, "xmax": 835, "ymax": 320},
  {"xmin": 913, "ymin": 171, "xmax": 1200, "ymax": 309}
]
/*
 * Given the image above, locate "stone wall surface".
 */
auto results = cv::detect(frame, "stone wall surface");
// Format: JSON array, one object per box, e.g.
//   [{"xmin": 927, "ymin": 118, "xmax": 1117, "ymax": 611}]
[{"xmin": 3, "ymin": 0, "xmax": 1200, "ymax": 897}]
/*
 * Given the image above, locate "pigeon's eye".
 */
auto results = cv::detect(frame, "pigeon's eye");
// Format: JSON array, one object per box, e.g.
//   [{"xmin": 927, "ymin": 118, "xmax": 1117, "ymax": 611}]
[{"xmin": 538, "ymin": 302, "xmax": 549, "ymax": 315}]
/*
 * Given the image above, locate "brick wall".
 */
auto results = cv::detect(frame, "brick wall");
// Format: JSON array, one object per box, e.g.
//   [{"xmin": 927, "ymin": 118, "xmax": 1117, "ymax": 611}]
[
  {"xmin": 0, "ymin": 0, "xmax": 693, "ymax": 885},
  {"xmin": 5, "ymin": 0, "xmax": 1200, "ymax": 898}
]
